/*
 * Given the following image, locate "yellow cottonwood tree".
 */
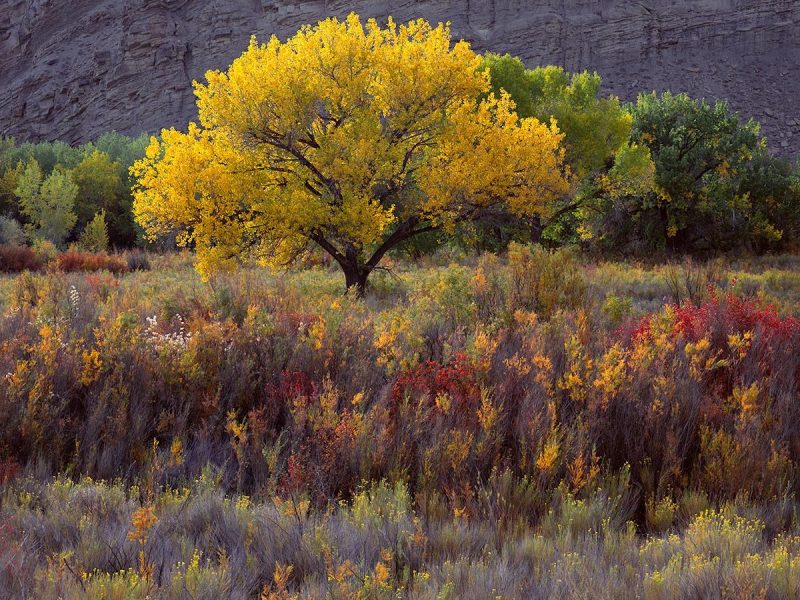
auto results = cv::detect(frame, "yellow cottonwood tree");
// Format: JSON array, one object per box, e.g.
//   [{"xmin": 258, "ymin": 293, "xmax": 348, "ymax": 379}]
[{"xmin": 133, "ymin": 14, "xmax": 568, "ymax": 293}]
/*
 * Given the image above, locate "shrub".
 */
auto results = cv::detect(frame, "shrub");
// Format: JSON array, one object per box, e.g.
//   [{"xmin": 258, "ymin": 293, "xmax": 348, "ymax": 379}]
[
  {"xmin": 391, "ymin": 353, "xmax": 481, "ymax": 422},
  {"xmin": 77, "ymin": 210, "xmax": 109, "ymax": 252},
  {"xmin": 507, "ymin": 243, "xmax": 587, "ymax": 317},
  {"xmin": 125, "ymin": 250, "xmax": 151, "ymax": 272},
  {"xmin": 0, "ymin": 215, "xmax": 25, "ymax": 245},
  {"xmin": 31, "ymin": 237, "xmax": 58, "ymax": 264},
  {"xmin": 56, "ymin": 250, "xmax": 128, "ymax": 274},
  {"xmin": 0, "ymin": 244, "xmax": 42, "ymax": 273},
  {"xmin": 0, "ymin": 249, "xmax": 798, "ymax": 597},
  {"xmin": 627, "ymin": 288, "xmax": 800, "ymax": 349}
]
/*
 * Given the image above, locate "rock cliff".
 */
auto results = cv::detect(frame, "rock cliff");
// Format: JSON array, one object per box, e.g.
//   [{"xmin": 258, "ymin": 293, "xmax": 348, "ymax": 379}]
[{"xmin": 1, "ymin": 1, "xmax": 798, "ymax": 156}]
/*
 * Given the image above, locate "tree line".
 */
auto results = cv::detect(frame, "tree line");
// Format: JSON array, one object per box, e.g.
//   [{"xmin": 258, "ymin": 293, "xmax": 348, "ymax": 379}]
[
  {"xmin": 2, "ymin": 15, "xmax": 798, "ymax": 291},
  {"xmin": 0, "ymin": 132, "xmax": 148, "ymax": 252}
]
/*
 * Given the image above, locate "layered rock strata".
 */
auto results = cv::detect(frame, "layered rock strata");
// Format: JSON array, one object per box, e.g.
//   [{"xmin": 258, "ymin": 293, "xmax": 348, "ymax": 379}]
[{"xmin": 1, "ymin": 1, "xmax": 798, "ymax": 155}]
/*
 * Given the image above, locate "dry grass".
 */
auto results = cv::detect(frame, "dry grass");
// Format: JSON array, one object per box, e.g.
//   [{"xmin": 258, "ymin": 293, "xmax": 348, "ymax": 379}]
[{"xmin": 0, "ymin": 247, "xmax": 799, "ymax": 598}]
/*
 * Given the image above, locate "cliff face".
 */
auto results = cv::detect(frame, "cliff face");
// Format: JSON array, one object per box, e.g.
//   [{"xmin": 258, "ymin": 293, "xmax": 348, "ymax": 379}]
[{"xmin": 1, "ymin": 1, "xmax": 799, "ymax": 155}]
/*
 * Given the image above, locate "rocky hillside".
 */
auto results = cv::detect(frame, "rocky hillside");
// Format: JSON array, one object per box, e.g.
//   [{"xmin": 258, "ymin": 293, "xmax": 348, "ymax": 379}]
[{"xmin": 1, "ymin": 0, "xmax": 799, "ymax": 156}]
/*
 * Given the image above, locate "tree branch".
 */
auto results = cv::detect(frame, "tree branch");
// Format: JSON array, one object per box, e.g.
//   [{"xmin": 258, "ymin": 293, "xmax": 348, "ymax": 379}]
[
  {"xmin": 309, "ymin": 230, "xmax": 347, "ymax": 266},
  {"xmin": 364, "ymin": 218, "xmax": 439, "ymax": 271}
]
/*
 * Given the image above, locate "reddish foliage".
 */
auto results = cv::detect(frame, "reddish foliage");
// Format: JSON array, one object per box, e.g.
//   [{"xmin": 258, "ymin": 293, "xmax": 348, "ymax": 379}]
[
  {"xmin": 279, "ymin": 410, "xmax": 362, "ymax": 500},
  {"xmin": 283, "ymin": 451, "xmax": 310, "ymax": 493},
  {"xmin": 0, "ymin": 457, "xmax": 20, "ymax": 485},
  {"xmin": 625, "ymin": 290, "xmax": 800, "ymax": 346},
  {"xmin": 627, "ymin": 317, "xmax": 652, "ymax": 343},
  {"xmin": 247, "ymin": 406, "xmax": 269, "ymax": 438},
  {"xmin": 56, "ymin": 250, "xmax": 128, "ymax": 274},
  {"xmin": 392, "ymin": 353, "xmax": 481, "ymax": 417},
  {"xmin": 85, "ymin": 273, "xmax": 120, "ymax": 290},
  {"xmin": 0, "ymin": 245, "xmax": 43, "ymax": 273},
  {"xmin": 267, "ymin": 370, "xmax": 318, "ymax": 402},
  {"xmin": 672, "ymin": 290, "xmax": 800, "ymax": 342},
  {"xmin": 261, "ymin": 370, "xmax": 318, "ymax": 433},
  {"xmin": 0, "ymin": 517, "xmax": 21, "ymax": 583}
]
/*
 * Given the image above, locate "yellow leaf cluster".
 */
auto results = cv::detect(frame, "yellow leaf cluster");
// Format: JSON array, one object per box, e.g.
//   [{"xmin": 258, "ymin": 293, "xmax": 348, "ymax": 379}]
[{"xmin": 132, "ymin": 14, "xmax": 568, "ymax": 279}]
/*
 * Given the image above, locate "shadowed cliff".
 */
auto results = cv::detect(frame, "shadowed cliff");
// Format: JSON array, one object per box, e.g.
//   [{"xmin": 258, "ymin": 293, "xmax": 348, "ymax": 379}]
[{"xmin": 1, "ymin": 0, "xmax": 798, "ymax": 156}]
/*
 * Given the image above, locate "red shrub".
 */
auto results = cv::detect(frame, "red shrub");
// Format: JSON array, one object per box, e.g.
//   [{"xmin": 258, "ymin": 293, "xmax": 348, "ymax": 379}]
[
  {"xmin": 281, "ymin": 448, "xmax": 312, "ymax": 495},
  {"xmin": 392, "ymin": 353, "xmax": 481, "ymax": 419},
  {"xmin": 0, "ymin": 457, "xmax": 20, "ymax": 485},
  {"xmin": 267, "ymin": 370, "xmax": 318, "ymax": 402},
  {"xmin": 672, "ymin": 290, "xmax": 800, "ymax": 343},
  {"xmin": 56, "ymin": 250, "xmax": 128, "ymax": 274},
  {"xmin": 625, "ymin": 290, "xmax": 800, "ymax": 347},
  {"xmin": 261, "ymin": 370, "xmax": 318, "ymax": 432},
  {"xmin": 0, "ymin": 245, "xmax": 43, "ymax": 273}
]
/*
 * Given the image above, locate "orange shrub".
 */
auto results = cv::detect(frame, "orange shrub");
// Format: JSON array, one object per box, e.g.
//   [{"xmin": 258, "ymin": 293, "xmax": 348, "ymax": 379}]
[
  {"xmin": 56, "ymin": 250, "xmax": 128, "ymax": 274},
  {"xmin": 0, "ymin": 244, "xmax": 43, "ymax": 273}
]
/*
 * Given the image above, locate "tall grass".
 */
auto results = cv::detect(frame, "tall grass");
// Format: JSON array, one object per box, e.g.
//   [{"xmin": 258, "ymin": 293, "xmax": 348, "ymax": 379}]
[{"xmin": 1, "ymin": 246, "xmax": 799, "ymax": 597}]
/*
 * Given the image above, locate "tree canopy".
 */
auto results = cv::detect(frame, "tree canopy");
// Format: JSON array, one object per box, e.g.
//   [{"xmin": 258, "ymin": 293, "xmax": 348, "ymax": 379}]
[
  {"xmin": 482, "ymin": 56, "xmax": 631, "ymax": 177},
  {"xmin": 585, "ymin": 92, "xmax": 796, "ymax": 254},
  {"xmin": 15, "ymin": 160, "xmax": 78, "ymax": 247},
  {"xmin": 478, "ymin": 54, "xmax": 643, "ymax": 246},
  {"xmin": 0, "ymin": 133, "xmax": 147, "ymax": 249},
  {"xmin": 132, "ymin": 15, "xmax": 569, "ymax": 292}
]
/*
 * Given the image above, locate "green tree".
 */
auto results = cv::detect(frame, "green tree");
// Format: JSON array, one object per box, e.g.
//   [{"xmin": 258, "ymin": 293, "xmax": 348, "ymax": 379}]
[
  {"xmin": 71, "ymin": 151, "xmax": 121, "ymax": 224},
  {"xmin": 15, "ymin": 160, "xmax": 78, "ymax": 246},
  {"xmin": 8, "ymin": 139, "xmax": 83, "ymax": 174},
  {"xmin": 0, "ymin": 138, "xmax": 21, "ymax": 216},
  {"xmin": 94, "ymin": 131, "xmax": 150, "ymax": 182},
  {"xmin": 588, "ymin": 92, "xmax": 767, "ymax": 254},
  {"xmin": 2, "ymin": 134, "xmax": 148, "ymax": 248},
  {"xmin": 94, "ymin": 132, "xmax": 150, "ymax": 246},
  {"xmin": 78, "ymin": 210, "xmax": 110, "ymax": 252},
  {"xmin": 0, "ymin": 162, "xmax": 23, "ymax": 218},
  {"xmin": 735, "ymin": 153, "xmax": 800, "ymax": 251},
  {"xmin": 71, "ymin": 150, "xmax": 126, "ymax": 244},
  {"xmin": 479, "ymin": 55, "xmax": 638, "ymax": 246}
]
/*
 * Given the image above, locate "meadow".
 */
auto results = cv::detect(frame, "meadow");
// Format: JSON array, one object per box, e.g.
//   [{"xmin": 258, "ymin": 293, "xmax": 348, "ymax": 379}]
[
  {"xmin": 1, "ymin": 247, "xmax": 800, "ymax": 598},
  {"xmin": 2, "ymin": 9, "xmax": 800, "ymax": 598}
]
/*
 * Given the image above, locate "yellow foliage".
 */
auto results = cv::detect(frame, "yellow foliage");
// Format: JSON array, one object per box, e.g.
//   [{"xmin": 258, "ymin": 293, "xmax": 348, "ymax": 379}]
[
  {"xmin": 128, "ymin": 506, "xmax": 158, "ymax": 543},
  {"xmin": 307, "ymin": 317, "xmax": 326, "ymax": 350},
  {"xmin": 471, "ymin": 325, "xmax": 499, "ymax": 372},
  {"xmin": 434, "ymin": 392, "xmax": 451, "ymax": 414},
  {"xmin": 372, "ymin": 561, "xmax": 390, "ymax": 586},
  {"xmin": 592, "ymin": 343, "xmax": 627, "ymax": 408},
  {"xmin": 504, "ymin": 353, "xmax": 531, "ymax": 376},
  {"xmin": 477, "ymin": 389, "xmax": 498, "ymax": 433},
  {"xmin": 532, "ymin": 353, "xmax": 554, "ymax": 397},
  {"xmin": 733, "ymin": 382, "xmax": 760, "ymax": 414},
  {"xmin": 536, "ymin": 434, "xmax": 560, "ymax": 474},
  {"xmin": 558, "ymin": 334, "xmax": 592, "ymax": 403},
  {"xmin": 684, "ymin": 337, "xmax": 720, "ymax": 381},
  {"xmin": 262, "ymin": 563, "xmax": 297, "ymax": 600},
  {"xmin": 568, "ymin": 451, "xmax": 599, "ymax": 492},
  {"xmin": 170, "ymin": 437, "xmax": 184, "ymax": 467},
  {"xmin": 79, "ymin": 349, "xmax": 102, "ymax": 386},
  {"xmin": 132, "ymin": 14, "xmax": 567, "ymax": 282},
  {"xmin": 445, "ymin": 430, "xmax": 473, "ymax": 470},
  {"xmin": 728, "ymin": 330, "xmax": 753, "ymax": 360}
]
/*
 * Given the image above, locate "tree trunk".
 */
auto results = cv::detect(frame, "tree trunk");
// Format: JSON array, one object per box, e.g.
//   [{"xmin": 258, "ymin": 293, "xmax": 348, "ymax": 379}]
[
  {"xmin": 312, "ymin": 219, "xmax": 438, "ymax": 298},
  {"xmin": 530, "ymin": 215, "xmax": 544, "ymax": 245},
  {"xmin": 342, "ymin": 263, "xmax": 369, "ymax": 297}
]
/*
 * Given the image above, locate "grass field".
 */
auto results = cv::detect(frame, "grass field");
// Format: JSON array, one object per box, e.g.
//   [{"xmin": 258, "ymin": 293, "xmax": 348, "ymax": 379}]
[{"xmin": 1, "ymin": 247, "xmax": 800, "ymax": 598}]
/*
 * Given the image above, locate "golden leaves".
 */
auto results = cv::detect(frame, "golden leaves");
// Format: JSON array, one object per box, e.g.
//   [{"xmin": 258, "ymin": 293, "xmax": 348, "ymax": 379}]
[{"xmin": 133, "ymin": 13, "xmax": 568, "ymax": 279}]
